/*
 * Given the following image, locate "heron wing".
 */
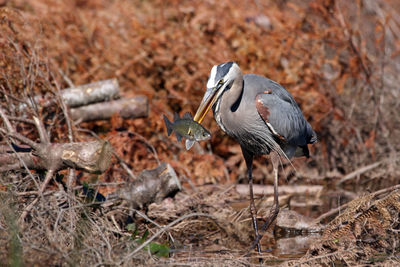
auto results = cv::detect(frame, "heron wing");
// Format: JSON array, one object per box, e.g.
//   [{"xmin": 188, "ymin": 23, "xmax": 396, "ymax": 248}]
[{"xmin": 255, "ymin": 88, "xmax": 315, "ymax": 147}]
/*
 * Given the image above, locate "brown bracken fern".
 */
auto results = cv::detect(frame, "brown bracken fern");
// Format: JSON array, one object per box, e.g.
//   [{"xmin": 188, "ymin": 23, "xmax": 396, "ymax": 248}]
[{"xmin": 284, "ymin": 190, "xmax": 400, "ymax": 266}]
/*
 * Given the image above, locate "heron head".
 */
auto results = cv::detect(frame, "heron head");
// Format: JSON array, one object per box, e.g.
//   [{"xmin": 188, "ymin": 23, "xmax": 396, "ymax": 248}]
[{"xmin": 194, "ymin": 62, "xmax": 241, "ymax": 123}]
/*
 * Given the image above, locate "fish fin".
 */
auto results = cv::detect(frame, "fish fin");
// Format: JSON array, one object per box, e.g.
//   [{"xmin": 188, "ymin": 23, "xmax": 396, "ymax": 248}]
[
  {"xmin": 185, "ymin": 139, "xmax": 195, "ymax": 150},
  {"xmin": 182, "ymin": 112, "xmax": 193, "ymax": 119},
  {"xmin": 163, "ymin": 115, "xmax": 173, "ymax": 136},
  {"xmin": 176, "ymin": 132, "xmax": 182, "ymax": 142},
  {"xmin": 173, "ymin": 112, "xmax": 180, "ymax": 122}
]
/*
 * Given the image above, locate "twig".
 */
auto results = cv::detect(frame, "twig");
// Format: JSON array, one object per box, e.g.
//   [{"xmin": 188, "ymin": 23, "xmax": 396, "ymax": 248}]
[
  {"xmin": 336, "ymin": 161, "xmax": 383, "ymax": 185},
  {"xmin": 370, "ymin": 184, "xmax": 400, "ymax": 199},
  {"xmin": 51, "ymin": 73, "xmax": 74, "ymax": 143},
  {"xmin": 39, "ymin": 169, "xmax": 55, "ymax": 195},
  {"xmin": 58, "ymin": 67, "xmax": 75, "ymax": 88},
  {"xmin": 1, "ymin": 130, "xmax": 41, "ymax": 151},
  {"xmin": 0, "ymin": 85, "xmax": 28, "ymax": 105},
  {"xmin": 119, "ymin": 213, "xmax": 216, "ymax": 265},
  {"xmin": 112, "ymin": 152, "xmax": 137, "ymax": 180},
  {"xmin": 6, "ymin": 116, "xmax": 35, "ymax": 124},
  {"xmin": 33, "ymin": 116, "xmax": 50, "ymax": 144},
  {"xmin": 110, "ymin": 215, "xmax": 122, "ymax": 233},
  {"xmin": 314, "ymin": 202, "xmax": 350, "ymax": 224},
  {"xmin": 132, "ymin": 208, "xmax": 175, "ymax": 243},
  {"xmin": 18, "ymin": 197, "xmax": 39, "ymax": 224},
  {"xmin": 0, "ymin": 106, "xmax": 15, "ymax": 133},
  {"xmin": 125, "ymin": 131, "xmax": 160, "ymax": 165},
  {"xmin": 15, "ymin": 190, "xmax": 52, "ymax": 197},
  {"xmin": 0, "ymin": 132, "xmax": 40, "ymax": 190}
]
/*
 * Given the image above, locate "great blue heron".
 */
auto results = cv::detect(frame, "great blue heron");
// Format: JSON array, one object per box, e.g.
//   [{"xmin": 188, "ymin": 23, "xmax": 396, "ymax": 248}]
[{"xmin": 193, "ymin": 62, "xmax": 317, "ymax": 253}]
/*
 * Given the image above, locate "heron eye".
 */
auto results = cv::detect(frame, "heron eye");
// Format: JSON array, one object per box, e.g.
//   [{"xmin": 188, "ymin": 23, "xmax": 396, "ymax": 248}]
[{"xmin": 218, "ymin": 79, "xmax": 224, "ymax": 85}]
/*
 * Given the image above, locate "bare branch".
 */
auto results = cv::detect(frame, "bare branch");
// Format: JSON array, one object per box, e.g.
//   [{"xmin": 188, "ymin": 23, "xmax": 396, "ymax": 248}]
[
  {"xmin": 39, "ymin": 168, "xmax": 55, "ymax": 194},
  {"xmin": 51, "ymin": 72, "xmax": 74, "ymax": 143},
  {"xmin": 0, "ymin": 106, "xmax": 15, "ymax": 133},
  {"xmin": 0, "ymin": 133, "xmax": 41, "ymax": 190},
  {"xmin": 57, "ymin": 67, "xmax": 75, "ymax": 88},
  {"xmin": 18, "ymin": 197, "xmax": 39, "ymax": 224},
  {"xmin": 336, "ymin": 161, "xmax": 383, "ymax": 185},
  {"xmin": 33, "ymin": 116, "xmax": 50, "ymax": 144},
  {"xmin": 1, "ymin": 129, "xmax": 41, "ymax": 150},
  {"xmin": 6, "ymin": 116, "xmax": 35, "ymax": 124}
]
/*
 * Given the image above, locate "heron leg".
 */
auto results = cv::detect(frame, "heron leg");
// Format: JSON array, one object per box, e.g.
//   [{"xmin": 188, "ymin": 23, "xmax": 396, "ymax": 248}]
[
  {"xmin": 261, "ymin": 153, "xmax": 280, "ymax": 233},
  {"xmin": 250, "ymin": 152, "xmax": 280, "ymax": 251},
  {"xmin": 241, "ymin": 146, "xmax": 261, "ymax": 254}
]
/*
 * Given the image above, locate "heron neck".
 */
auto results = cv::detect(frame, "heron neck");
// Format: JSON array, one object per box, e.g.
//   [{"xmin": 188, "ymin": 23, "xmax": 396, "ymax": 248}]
[
  {"xmin": 215, "ymin": 71, "xmax": 244, "ymax": 134},
  {"xmin": 221, "ymin": 72, "xmax": 244, "ymax": 114}
]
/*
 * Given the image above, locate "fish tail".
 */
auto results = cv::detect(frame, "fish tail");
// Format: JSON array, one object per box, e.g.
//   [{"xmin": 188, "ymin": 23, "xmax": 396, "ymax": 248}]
[{"xmin": 163, "ymin": 115, "xmax": 173, "ymax": 136}]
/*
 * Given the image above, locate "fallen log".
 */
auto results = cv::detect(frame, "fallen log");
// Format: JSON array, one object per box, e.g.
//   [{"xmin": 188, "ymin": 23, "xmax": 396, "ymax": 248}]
[
  {"xmin": 275, "ymin": 235, "xmax": 321, "ymax": 256},
  {"xmin": 70, "ymin": 96, "xmax": 148, "ymax": 122},
  {"xmin": 276, "ymin": 209, "xmax": 323, "ymax": 232},
  {"xmin": 0, "ymin": 140, "xmax": 113, "ymax": 174},
  {"xmin": 61, "ymin": 78, "xmax": 120, "ymax": 107},
  {"xmin": 19, "ymin": 79, "xmax": 120, "ymax": 110},
  {"xmin": 108, "ymin": 163, "xmax": 181, "ymax": 210},
  {"xmin": 235, "ymin": 184, "xmax": 323, "ymax": 197}
]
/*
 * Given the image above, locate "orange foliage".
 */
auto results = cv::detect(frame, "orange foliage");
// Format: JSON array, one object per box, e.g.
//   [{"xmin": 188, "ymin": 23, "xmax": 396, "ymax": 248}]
[{"xmin": 1, "ymin": 0, "xmax": 397, "ymax": 188}]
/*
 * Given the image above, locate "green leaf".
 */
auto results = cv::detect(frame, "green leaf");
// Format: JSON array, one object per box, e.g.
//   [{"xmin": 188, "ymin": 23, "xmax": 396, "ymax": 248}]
[
  {"xmin": 126, "ymin": 223, "xmax": 136, "ymax": 232},
  {"xmin": 127, "ymin": 223, "xmax": 138, "ymax": 238},
  {"xmin": 132, "ymin": 229, "xmax": 170, "ymax": 257},
  {"xmin": 148, "ymin": 242, "xmax": 170, "ymax": 258},
  {"xmin": 135, "ymin": 229, "xmax": 149, "ymax": 244}
]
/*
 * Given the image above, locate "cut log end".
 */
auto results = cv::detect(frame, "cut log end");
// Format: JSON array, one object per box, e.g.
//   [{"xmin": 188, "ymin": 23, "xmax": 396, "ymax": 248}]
[
  {"xmin": 113, "ymin": 163, "xmax": 181, "ymax": 210},
  {"xmin": 61, "ymin": 140, "xmax": 113, "ymax": 174}
]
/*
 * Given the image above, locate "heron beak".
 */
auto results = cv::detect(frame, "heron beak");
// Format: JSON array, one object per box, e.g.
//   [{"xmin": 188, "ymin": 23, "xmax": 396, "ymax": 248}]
[{"xmin": 193, "ymin": 87, "xmax": 219, "ymax": 124}]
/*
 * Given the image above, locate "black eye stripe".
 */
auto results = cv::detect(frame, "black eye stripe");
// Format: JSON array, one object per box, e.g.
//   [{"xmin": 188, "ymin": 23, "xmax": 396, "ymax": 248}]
[{"xmin": 215, "ymin": 62, "xmax": 234, "ymax": 83}]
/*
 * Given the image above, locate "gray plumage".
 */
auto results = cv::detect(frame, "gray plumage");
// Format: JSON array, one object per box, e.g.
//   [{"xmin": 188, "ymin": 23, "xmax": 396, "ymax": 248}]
[
  {"xmin": 209, "ymin": 63, "xmax": 316, "ymax": 159},
  {"xmin": 218, "ymin": 73, "xmax": 316, "ymax": 158}
]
